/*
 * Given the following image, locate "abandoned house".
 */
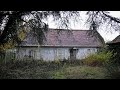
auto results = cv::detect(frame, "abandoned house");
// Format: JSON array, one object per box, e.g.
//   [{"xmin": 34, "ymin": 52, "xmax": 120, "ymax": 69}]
[{"xmin": 14, "ymin": 28, "xmax": 105, "ymax": 61}]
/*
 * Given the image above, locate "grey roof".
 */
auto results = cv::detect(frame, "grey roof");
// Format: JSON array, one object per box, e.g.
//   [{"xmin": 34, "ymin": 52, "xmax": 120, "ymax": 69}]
[{"xmin": 18, "ymin": 28, "xmax": 105, "ymax": 47}]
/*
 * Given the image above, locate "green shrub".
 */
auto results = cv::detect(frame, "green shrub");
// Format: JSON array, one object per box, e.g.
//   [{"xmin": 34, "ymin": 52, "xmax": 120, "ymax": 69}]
[
  {"xmin": 102, "ymin": 48, "xmax": 120, "ymax": 79},
  {"xmin": 104, "ymin": 57, "xmax": 120, "ymax": 79},
  {"xmin": 107, "ymin": 44, "xmax": 120, "ymax": 64},
  {"xmin": 83, "ymin": 50, "xmax": 113, "ymax": 67}
]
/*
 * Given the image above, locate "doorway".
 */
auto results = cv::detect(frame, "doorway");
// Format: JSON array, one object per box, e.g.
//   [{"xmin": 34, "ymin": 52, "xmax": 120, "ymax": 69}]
[{"xmin": 70, "ymin": 48, "xmax": 78, "ymax": 60}]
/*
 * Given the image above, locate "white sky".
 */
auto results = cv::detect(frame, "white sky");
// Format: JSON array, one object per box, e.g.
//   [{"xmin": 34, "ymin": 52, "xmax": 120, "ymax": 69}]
[{"xmin": 46, "ymin": 11, "xmax": 120, "ymax": 42}]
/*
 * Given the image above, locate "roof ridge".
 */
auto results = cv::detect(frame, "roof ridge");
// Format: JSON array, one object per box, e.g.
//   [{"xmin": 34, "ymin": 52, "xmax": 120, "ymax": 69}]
[
  {"xmin": 49, "ymin": 28, "xmax": 92, "ymax": 31},
  {"xmin": 112, "ymin": 34, "xmax": 120, "ymax": 42},
  {"xmin": 20, "ymin": 28, "xmax": 104, "ymax": 47}
]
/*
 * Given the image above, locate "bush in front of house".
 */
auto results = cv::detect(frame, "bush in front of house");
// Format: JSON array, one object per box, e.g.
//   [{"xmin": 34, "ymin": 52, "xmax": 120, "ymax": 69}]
[
  {"xmin": 103, "ymin": 45, "xmax": 120, "ymax": 79},
  {"xmin": 107, "ymin": 44, "xmax": 120, "ymax": 64},
  {"xmin": 105, "ymin": 63, "xmax": 120, "ymax": 79},
  {"xmin": 104, "ymin": 55, "xmax": 120, "ymax": 79},
  {"xmin": 82, "ymin": 50, "xmax": 113, "ymax": 67}
]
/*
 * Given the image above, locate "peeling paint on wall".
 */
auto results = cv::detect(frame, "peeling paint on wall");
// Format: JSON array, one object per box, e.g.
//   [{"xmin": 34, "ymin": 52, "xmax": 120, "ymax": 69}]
[{"xmin": 15, "ymin": 47, "xmax": 98, "ymax": 61}]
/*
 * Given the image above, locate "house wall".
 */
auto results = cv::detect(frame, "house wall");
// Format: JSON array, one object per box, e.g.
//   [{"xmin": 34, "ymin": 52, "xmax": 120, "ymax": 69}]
[
  {"xmin": 76, "ymin": 48, "xmax": 97, "ymax": 59},
  {"xmin": 16, "ymin": 47, "xmax": 98, "ymax": 61}
]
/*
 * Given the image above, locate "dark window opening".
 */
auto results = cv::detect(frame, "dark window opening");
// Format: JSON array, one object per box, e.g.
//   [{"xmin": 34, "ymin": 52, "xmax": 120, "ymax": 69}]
[
  {"xmin": 69, "ymin": 47, "xmax": 78, "ymax": 60},
  {"xmin": 29, "ymin": 50, "xmax": 33, "ymax": 58}
]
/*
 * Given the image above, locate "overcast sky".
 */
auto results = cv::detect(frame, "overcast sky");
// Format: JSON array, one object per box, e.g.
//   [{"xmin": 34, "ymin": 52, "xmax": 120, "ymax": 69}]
[{"xmin": 46, "ymin": 11, "xmax": 120, "ymax": 42}]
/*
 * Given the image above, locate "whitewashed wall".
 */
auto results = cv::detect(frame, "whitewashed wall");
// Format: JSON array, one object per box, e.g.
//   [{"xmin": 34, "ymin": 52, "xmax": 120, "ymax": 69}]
[
  {"xmin": 16, "ymin": 47, "xmax": 98, "ymax": 61},
  {"xmin": 76, "ymin": 48, "xmax": 97, "ymax": 59}
]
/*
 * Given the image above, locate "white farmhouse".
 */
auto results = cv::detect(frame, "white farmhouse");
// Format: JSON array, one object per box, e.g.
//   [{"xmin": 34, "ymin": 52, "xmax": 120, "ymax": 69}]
[{"xmin": 15, "ymin": 28, "xmax": 105, "ymax": 61}]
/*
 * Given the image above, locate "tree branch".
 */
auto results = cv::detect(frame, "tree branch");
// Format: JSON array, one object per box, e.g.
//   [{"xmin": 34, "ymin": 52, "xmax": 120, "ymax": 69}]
[{"xmin": 102, "ymin": 11, "xmax": 120, "ymax": 23}]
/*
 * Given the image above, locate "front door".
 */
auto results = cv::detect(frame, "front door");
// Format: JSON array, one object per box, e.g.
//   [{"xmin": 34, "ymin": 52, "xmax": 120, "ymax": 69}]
[{"xmin": 70, "ymin": 48, "xmax": 78, "ymax": 60}]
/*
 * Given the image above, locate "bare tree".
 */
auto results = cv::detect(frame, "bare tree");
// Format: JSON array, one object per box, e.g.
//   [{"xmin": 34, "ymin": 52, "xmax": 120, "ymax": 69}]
[
  {"xmin": 86, "ymin": 11, "xmax": 120, "ymax": 31},
  {"xmin": 0, "ymin": 11, "xmax": 120, "ymax": 47},
  {"xmin": 0, "ymin": 11, "xmax": 80, "ymax": 46}
]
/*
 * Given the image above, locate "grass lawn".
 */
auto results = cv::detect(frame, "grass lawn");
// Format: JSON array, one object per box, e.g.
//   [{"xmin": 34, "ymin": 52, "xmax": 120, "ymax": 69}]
[
  {"xmin": 0, "ymin": 60, "xmax": 108, "ymax": 79},
  {"xmin": 51, "ymin": 66, "xmax": 107, "ymax": 79}
]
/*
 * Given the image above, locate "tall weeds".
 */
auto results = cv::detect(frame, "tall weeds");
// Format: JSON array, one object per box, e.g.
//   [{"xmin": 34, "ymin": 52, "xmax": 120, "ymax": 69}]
[{"xmin": 83, "ymin": 50, "xmax": 113, "ymax": 67}]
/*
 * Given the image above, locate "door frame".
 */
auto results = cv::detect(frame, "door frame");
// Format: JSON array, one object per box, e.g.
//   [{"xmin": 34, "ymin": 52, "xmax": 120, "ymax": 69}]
[{"xmin": 69, "ymin": 47, "xmax": 78, "ymax": 60}]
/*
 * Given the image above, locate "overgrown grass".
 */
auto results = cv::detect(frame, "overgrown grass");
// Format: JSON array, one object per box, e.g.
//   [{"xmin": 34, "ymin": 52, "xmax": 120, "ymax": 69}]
[
  {"xmin": 51, "ymin": 65, "xmax": 107, "ymax": 79},
  {"xmin": 0, "ymin": 47, "xmax": 119, "ymax": 79},
  {"xmin": 104, "ymin": 60, "xmax": 120, "ymax": 79},
  {"xmin": 0, "ymin": 60, "xmax": 108, "ymax": 79},
  {"xmin": 0, "ymin": 60, "xmax": 64, "ymax": 79},
  {"xmin": 0, "ymin": 49, "xmax": 119, "ymax": 79}
]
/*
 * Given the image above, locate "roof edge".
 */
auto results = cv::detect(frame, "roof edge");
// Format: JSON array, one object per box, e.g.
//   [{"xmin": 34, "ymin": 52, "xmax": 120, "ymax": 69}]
[
  {"xmin": 48, "ymin": 28, "xmax": 92, "ymax": 31},
  {"xmin": 16, "ymin": 45, "xmax": 103, "ymax": 48}
]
